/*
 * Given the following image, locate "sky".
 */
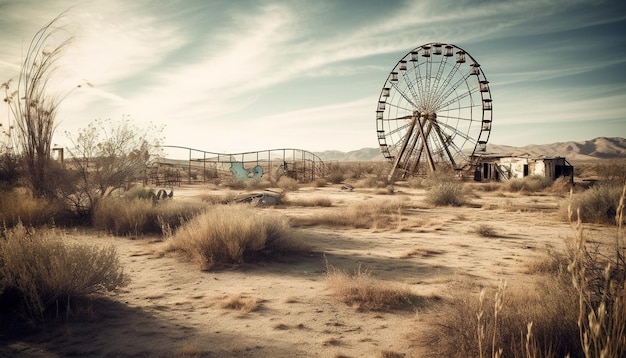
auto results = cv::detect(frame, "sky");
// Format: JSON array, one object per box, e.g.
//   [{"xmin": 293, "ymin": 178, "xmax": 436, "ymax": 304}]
[{"xmin": 1, "ymin": 0, "xmax": 625, "ymax": 154}]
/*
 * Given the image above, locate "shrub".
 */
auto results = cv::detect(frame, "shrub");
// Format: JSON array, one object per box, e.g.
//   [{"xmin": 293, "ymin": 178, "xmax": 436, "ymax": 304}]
[
  {"xmin": 0, "ymin": 188, "xmax": 64, "ymax": 227},
  {"xmin": 475, "ymin": 224, "xmax": 497, "ymax": 238},
  {"xmin": 325, "ymin": 264, "xmax": 420, "ymax": 311},
  {"xmin": 276, "ymin": 176, "xmax": 299, "ymax": 191},
  {"xmin": 567, "ymin": 184, "xmax": 626, "ymax": 358},
  {"xmin": 326, "ymin": 171, "xmax": 345, "ymax": 184},
  {"xmin": 421, "ymin": 278, "xmax": 580, "ymax": 358},
  {"xmin": 425, "ymin": 181, "xmax": 465, "ymax": 206},
  {"xmin": 291, "ymin": 200, "xmax": 405, "ymax": 230},
  {"xmin": 563, "ymin": 183, "xmax": 624, "ymax": 224},
  {"xmin": 0, "ymin": 224, "xmax": 129, "ymax": 326},
  {"xmin": 220, "ymin": 294, "xmax": 261, "ymax": 313},
  {"xmin": 166, "ymin": 205, "xmax": 308, "ymax": 270},
  {"xmin": 92, "ymin": 196, "xmax": 206, "ymax": 236},
  {"xmin": 285, "ymin": 196, "xmax": 332, "ymax": 207},
  {"xmin": 504, "ymin": 175, "xmax": 553, "ymax": 193}
]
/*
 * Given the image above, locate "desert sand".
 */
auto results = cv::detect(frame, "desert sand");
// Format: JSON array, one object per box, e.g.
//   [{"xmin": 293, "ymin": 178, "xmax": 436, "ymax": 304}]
[{"xmin": 1, "ymin": 183, "xmax": 613, "ymax": 357}]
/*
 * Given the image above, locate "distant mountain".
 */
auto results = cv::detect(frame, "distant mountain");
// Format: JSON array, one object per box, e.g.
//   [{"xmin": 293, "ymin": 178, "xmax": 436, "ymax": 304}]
[
  {"xmin": 314, "ymin": 148, "xmax": 385, "ymax": 162},
  {"xmin": 314, "ymin": 137, "xmax": 626, "ymax": 162},
  {"xmin": 487, "ymin": 137, "xmax": 626, "ymax": 162}
]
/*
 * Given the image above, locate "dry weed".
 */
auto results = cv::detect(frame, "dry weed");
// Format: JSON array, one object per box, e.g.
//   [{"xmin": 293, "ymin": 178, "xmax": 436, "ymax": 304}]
[
  {"xmin": 220, "ymin": 294, "xmax": 261, "ymax": 313},
  {"xmin": 325, "ymin": 263, "xmax": 420, "ymax": 311},
  {"xmin": 166, "ymin": 205, "xmax": 308, "ymax": 270},
  {"xmin": 0, "ymin": 224, "xmax": 129, "ymax": 325}
]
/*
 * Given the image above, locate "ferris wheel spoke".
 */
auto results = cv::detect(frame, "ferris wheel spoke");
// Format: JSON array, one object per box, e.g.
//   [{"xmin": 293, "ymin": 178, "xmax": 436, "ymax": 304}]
[
  {"xmin": 436, "ymin": 120, "xmax": 476, "ymax": 144},
  {"xmin": 432, "ymin": 62, "xmax": 462, "ymax": 108},
  {"xmin": 432, "ymin": 68, "xmax": 475, "ymax": 109},
  {"xmin": 427, "ymin": 56, "xmax": 449, "ymax": 110},
  {"xmin": 436, "ymin": 87, "xmax": 479, "ymax": 112},
  {"xmin": 400, "ymin": 70, "xmax": 422, "ymax": 106},
  {"xmin": 437, "ymin": 113, "xmax": 476, "ymax": 123},
  {"xmin": 390, "ymin": 82, "xmax": 418, "ymax": 108},
  {"xmin": 385, "ymin": 122, "xmax": 411, "ymax": 137},
  {"xmin": 386, "ymin": 102, "xmax": 415, "ymax": 114},
  {"xmin": 413, "ymin": 62, "xmax": 427, "ymax": 108},
  {"xmin": 437, "ymin": 102, "xmax": 481, "ymax": 113}
]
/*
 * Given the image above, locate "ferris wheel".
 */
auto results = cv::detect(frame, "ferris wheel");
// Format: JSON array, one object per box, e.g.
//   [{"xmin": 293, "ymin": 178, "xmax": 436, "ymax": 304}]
[{"xmin": 376, "ymin": 42, "xmax": 492, "ymax": 180}]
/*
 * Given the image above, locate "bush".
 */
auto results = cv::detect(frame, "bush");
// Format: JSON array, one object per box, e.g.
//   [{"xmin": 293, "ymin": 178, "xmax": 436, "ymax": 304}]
[
  {"xmin": 291, "ymin": 200, "xmax": 405, "ymax": 230},
  {"xmin": 421, "ymin": 279, "xmax": 580, "ymax": 358},
  {"xmin": 567, "ymin": 185, "xmax": 626, "ymax": 357},
  {"xmin": 285, "ymin": 196, "xmax": 332, "ymax": 207},
  {"xmin": 0, "ymin": 188, "xmax": 64, "ymax": 227},
  {"xmin": 504, "ymin": 175, "xmax": 553, "ymax": 193},
  {"xmin": 325, "ymin": 264, "xmax": 420, "ymax": 311},
  {"xmin": 92, "ymin": 196, "xmax": 206, "ymax": 236},
  {"xmin": 276, "ymin": 176, "xmax": 299, "ymax": 191},
  {"xmin": 166, "ymin": 205, "xmax": 308, "ymax": 270},
  {"xmin": 425, "ymin": 181, "xmax": 465, "ymax": 206},
  {"xmin": 563, "ymin": 183, "xmax": 624, "ymax": 224},
  {"xmin": 326, "ymin": 171, "xmax": 345, "ymax": 184},
  {"xmin": 0, "ymin": 224, "xmax": 129, "ymax": 326}
]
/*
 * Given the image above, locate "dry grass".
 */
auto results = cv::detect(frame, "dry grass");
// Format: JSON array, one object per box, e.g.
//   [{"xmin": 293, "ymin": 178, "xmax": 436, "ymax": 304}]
[
  {"xmin": 567, "ymin": 184, "xmax": 626, "ymax": 358},
  {"xmin": 425, "ymin": 181, "xmax": 466, "ymax": 206},
  {"xmin": 276, "ymin": 176, "xmax": 299, "ymax": 191},
  {"xmin": 474, "ymin": 224, "xmax": 498, "ymax": 238},
  {"xmin": 92, "ymin": 196, "xmax": 206, "ymax": 236},
  {"xmin": 220, "ymin": 293, "xmax": 261, "ymax": 313},
  {"xmin": 325, "ymin": 264, "xmax": 421, "ymax": 311},
  {"xmin": 561, "ymin": 182, "xmax": 624, "ymax": 224},
  {"xmin": 0, "ymin": 224, "xmax": 129, "ymax": 327},
  {"xmin": 291, "ymin": 200, "xmax": 406, "ymax": 230},
  {"xmin": 0, "ymin": 188, "xmax": 64, "ymax": 227},
  {"xmin": 421, "ymin": 278, "xmax": 580, "ymax": 358},
  {"xmin": 166, "ymin": 205, "xmax": 309, "ymax": 270},
  {"xmin": 285, "ymin": 196, "xmax": 333, "ymax": 207},
  {"xmin": 421, "ymin": 183, "xmax": 626, "ymax": 357},
  {"xmin": 504, "ymin": 175, "xmax": 553, "ymax": 193}
]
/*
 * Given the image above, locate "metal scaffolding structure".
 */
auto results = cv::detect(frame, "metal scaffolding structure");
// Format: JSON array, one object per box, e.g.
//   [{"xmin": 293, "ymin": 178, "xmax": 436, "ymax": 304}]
[{"xmin": 149, "ymin": 146, "xmax": 325, "ymax": 185}]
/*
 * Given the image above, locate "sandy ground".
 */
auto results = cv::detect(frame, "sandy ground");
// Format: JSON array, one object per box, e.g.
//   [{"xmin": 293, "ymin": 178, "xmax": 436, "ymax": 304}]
[{"xmin": 1, "ymin": 183, "xmax": 615, "ymax": 357}]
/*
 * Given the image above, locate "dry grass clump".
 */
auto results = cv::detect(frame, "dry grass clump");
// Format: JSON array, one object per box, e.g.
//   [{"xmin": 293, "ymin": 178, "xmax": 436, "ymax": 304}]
[
  {"xmin": 93, "ymin": 196, "xmax": 206, "ymax": 236},
  {"xmin": 276, "ymin": 176, "xmax": 299, "ymax": 191},
  {"xmin": 220, "ymin": 294, "xmax": 261, "ymax": 313},
  {"xmin": 0, "ymin": 188, "xmax": 63, "ymax": 227},
  {"xmin": 474, "ymin": 224, "xmax": 498, "ymax": 238},
  {"xmin": 561, "ymin": 182, "xmax": 624, "ymax": 224},
  {"xmin": 285, "ymin": 196, "xmax": 332, "ymax": 207},
  {"xmin": 0, "ymin": 224, "xmax": 129, "ymax": 327},
  {"xmin": 291, "ymin": 200, "xmax": 406, "ymax": 230},
  {"xmin": 425, "ymin": 181, "xmax": 465, "ymax": 206},
  {"xmin": 325, "ymin": 264, "xmax": 420, "ymax": 311},
  {"xmin": 504, "ymin": 175, "xmax": 553, "ymax": 193},
  {"xmin": 353, "ymin": 176, "xmax": 387, "ymax": 189},
  {"xmin": 421, "ymin": 279, "xmax": 580, "ymax": 358},
  {"xmin": 567, "ymin": 185, "xmax": 626, "ymax": 358},
  {"xmin": 166, "ymin": 205, "xmax": 308, "ymax": 270}
]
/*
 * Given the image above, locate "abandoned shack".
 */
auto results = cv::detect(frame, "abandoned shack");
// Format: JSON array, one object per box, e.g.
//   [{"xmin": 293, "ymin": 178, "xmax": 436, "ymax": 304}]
[{"xmin": 474, "ymin": 154, "xmax": 574, "ymax": 182}]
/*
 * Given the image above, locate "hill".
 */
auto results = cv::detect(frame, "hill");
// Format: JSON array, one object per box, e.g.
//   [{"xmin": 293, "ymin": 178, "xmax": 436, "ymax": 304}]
[{"xmin": 314, "ymin": 137, "xmax": 626, "ymax": 162}]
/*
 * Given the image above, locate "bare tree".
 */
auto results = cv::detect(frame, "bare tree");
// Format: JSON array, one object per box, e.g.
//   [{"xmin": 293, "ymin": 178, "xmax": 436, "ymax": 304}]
[
  {"xmin": 63, "ymin": 117, "xmax": 163, "ymax": 217},
  {"xmin": 2, "ymin": 14, "xmax": 75, "ymax": 197}
]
